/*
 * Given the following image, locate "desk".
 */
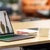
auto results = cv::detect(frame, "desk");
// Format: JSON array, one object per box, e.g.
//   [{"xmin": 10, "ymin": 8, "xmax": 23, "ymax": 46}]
[{"xmin": 0, "ymin": 20, "xmax": 50, "ymax": 49}]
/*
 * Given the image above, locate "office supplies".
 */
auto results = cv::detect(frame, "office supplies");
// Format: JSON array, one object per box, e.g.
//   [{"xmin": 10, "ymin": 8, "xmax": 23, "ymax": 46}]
[
  {"xmin": 16, "ymin": 29, "xmax": 38, "ymax": 36},
  {"xmin": 0, "ymin": 11, "xmax": 37, "ymax": 42}
]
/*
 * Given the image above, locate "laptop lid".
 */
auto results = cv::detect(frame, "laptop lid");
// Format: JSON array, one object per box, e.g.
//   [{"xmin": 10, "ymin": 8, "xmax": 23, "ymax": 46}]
[{"xmin": 0, "ymin": 11, "xmax": 14, "ymax": 35}]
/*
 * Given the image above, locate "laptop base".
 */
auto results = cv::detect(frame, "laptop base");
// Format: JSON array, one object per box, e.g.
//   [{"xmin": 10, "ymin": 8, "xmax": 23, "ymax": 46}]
[{"xmin": 0, "ymin": 34, "xmax": 35, "ymax": 42}]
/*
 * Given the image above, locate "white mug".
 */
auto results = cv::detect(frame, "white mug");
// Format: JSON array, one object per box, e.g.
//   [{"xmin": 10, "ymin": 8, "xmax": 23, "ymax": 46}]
[{"xmin": 39, "ymin": 28, "xmax": 49, "ymax": 37}]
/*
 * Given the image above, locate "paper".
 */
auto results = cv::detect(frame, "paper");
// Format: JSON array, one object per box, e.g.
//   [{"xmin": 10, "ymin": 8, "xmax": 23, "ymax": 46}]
[{"xmin": 16, "ymin": 28, "xmax": 39, "ymax": 36}]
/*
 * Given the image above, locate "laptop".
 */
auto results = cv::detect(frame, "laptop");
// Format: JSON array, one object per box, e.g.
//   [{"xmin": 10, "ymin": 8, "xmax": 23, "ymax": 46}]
[{"xmin": 0, "ymin": 11, "xmax": 36, "ymax": 42}]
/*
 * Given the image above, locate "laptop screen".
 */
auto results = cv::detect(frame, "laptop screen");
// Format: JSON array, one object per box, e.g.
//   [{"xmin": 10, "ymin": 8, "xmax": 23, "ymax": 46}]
[{"xmin": 0, "ymin": 11, "xmax": 13, "ymax": 34}]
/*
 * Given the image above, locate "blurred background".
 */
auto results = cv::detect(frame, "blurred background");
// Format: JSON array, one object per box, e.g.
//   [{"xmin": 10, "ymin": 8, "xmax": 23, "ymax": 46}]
[
  {"xmin": 0, "ymin": 0, "xmax": 49, "ymax": 22},
  {"xmin": 0, "ymin": 0, "xmax": 18, "ymax": 14},
  {"xmin": 0, "ymin": 0, "xmax": 21, "ymax": 21}
]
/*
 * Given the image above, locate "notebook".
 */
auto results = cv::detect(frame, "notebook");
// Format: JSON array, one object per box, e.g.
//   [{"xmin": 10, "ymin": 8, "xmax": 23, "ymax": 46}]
[{"xmin": 0, "ymin": 11, "xmax": 36, "ymax": 42}]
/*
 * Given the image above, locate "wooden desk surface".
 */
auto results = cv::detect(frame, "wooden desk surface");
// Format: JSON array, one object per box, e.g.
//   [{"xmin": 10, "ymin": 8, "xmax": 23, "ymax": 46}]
[{"xmin": 0, "ymin": 20, "xmax": 50, "ymax": 48}]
